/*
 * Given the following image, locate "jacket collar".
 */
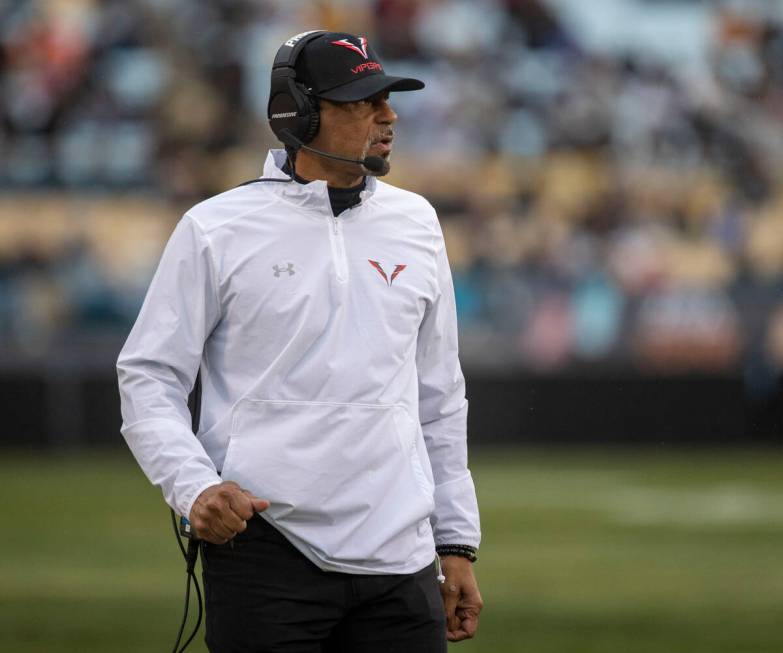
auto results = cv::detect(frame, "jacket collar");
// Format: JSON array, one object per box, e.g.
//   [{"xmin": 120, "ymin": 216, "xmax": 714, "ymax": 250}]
[{"xmin": 262, "ymin": 149, "xmax": 377, "ymax": 213}]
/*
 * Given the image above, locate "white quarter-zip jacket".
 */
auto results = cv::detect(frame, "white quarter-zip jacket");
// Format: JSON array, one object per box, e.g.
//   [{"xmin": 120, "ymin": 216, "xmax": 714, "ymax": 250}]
[{"xmin": 117, "ymin": 149, "xmax": 481, "ymax": 574}]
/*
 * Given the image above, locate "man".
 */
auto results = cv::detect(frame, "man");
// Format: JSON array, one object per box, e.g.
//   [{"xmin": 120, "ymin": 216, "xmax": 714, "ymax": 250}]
[{"xmin": 117, "ymin": 31, "xmax": 482, "ymax": 652}]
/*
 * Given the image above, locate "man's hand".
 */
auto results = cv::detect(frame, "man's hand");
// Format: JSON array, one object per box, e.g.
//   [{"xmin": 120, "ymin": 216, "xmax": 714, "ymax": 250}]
[
  {"xmin": 189, "ymin": 481, "xmax": 270, "ymax": 544},
  {"xmin": 439, "ymin": 555, "xmax": 483, "ymax": 642}
]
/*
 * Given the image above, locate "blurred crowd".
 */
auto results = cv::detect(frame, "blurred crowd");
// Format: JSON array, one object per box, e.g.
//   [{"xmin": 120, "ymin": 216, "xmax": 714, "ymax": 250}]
[{"xmin": 1, "ymin": 0, "xmax": 783, "ymax": 393}]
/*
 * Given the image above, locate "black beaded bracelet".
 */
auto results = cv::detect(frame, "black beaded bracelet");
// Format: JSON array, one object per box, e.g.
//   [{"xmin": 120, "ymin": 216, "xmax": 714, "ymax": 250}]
[{"xmin": 436, "ymin": 544, "xmax": 478, "ymax": 563}]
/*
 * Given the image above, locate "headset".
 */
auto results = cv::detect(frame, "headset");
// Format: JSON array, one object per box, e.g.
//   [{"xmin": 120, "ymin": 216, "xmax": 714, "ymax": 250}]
[
  {"xmin": 240, "ymin": 29, "xmax": 384, "ymax": 188},
  {"xmin": 235, "ymin": 32, "xmax": 328, "ymax": 189},
  {"xmin": 265, "ymin": 30, "xmax": 388, "ymax": 176},
  {"xmin": 268, "ymin": 30, "xmax": 327, "ymax": 150}
]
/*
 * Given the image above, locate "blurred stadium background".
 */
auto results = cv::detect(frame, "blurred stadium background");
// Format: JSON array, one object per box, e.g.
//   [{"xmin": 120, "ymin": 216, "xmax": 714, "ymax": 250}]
[{"xmin": 1, "ymin": 0, "xmax": 782, "ymax": 651}]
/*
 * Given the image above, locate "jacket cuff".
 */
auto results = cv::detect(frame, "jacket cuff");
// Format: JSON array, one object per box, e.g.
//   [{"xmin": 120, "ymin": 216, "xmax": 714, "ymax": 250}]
[
  {"xmin": 121, "ymin": 417, "xmax": 223, "ymax": 518},
  {"xmin": 181, "ymin": 478, "xmax": 224, "ymax": 521},
  {"xmin": 431, "ymin": 471, "xmax": 481, "ymax": 549}
]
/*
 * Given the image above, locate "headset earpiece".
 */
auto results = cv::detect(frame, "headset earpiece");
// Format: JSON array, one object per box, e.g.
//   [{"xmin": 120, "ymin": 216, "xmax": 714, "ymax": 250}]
[
  {"xmin": 268, "ymin": 31, "xmax": 326, "ymax": 147},
  {"xmin": 302, "ymin": 91, "xmax": 320, "ymax": 143}
]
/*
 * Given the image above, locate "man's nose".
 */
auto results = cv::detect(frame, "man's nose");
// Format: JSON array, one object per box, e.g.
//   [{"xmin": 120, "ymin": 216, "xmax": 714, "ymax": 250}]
[{"xmin": 376, "ymin": 99, "xmax": 397, "ymax": 124}]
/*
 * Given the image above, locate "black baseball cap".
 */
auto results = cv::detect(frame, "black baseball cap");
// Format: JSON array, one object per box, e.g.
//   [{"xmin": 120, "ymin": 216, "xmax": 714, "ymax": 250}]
[{"xmin": 296, "ymin": 32, "xmax": 424, "ymax": 102}]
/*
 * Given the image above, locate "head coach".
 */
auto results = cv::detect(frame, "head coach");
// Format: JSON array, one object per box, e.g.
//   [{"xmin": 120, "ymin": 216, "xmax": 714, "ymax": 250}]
[{"xmin": 117, "ymin": 30, "xmax": 482, "ymax": 651}]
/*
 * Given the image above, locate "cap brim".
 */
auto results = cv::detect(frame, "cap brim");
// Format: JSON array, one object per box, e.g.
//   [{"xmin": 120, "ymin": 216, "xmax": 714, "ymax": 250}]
[{"xmin": 317, "ymin": 75, "xmax": 424, "ymax": 102}]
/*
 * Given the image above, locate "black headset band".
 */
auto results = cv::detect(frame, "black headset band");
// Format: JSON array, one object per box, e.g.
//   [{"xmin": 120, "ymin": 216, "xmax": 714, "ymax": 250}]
[{"xmin": 272, "ymin": 30, "xmax": 326, "ymax": 74}]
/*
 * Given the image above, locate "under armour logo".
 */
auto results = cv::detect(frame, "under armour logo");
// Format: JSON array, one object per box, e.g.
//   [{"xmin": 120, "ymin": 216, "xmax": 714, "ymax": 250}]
[
  {"xmin": 273, "ymin": 262, "xmax": 295, "ymax": 277},
  {"xmin": 368, "ymin": 260, "xmax": 406, "ymax": 286}
]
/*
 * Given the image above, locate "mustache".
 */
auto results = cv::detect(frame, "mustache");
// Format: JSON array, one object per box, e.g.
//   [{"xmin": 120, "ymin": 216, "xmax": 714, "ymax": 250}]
[{"xmin": 371, "ymin": 129, "xmax": 394, "ymax": 143}]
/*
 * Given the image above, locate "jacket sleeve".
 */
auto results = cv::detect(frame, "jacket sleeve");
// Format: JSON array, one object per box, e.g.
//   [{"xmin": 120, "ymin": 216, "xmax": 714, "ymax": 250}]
[
  {"xmin": 417, "ymin": 220, "xmax": 481, "ymax": 549},
  {"xmin": 117, "ymin": 214, "xmax": 223, "ymax": 519}
]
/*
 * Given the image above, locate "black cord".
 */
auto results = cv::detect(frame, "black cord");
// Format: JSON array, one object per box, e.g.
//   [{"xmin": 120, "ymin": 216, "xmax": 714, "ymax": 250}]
[
  {"xmin": 170, "ymin": 509, "xmax": 203, "ymax": 653},
  {"xmin": 167, "ymin": 363, "xmax": 208, "ymax": 652},
  {"xmin": 171, "ymin": 567, "xmax": 192, "ymax": 653},
  {"xmin": 236, "ymin": 151, "xmax": 297, "ymax": 187},
  {"xmin": 178, "ymin": 567, "xmax": 203, "ymax": 653},
  {"xmin": 171, "ymin": 509, "xmax": 187, "ymax": 559}
]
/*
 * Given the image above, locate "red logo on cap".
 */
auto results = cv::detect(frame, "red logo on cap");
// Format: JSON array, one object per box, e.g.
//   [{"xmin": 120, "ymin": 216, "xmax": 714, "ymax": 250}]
[
  {"xmin": 331, "ymin": 36, "xmax": 369, "ymax": 59},
  {"xmin": 352, "ymin": 62, "xmax": 383, "ymax": 75}
]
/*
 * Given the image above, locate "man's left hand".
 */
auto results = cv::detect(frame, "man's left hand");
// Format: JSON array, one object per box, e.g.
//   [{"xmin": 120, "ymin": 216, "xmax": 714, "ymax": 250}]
[{"xmin": 439, "ymin": 555, "xmax": 483, "ymax": 642}]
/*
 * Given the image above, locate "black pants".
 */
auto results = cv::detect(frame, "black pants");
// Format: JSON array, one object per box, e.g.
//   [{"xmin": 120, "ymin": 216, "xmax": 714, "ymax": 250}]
[{"xmin": 201, "ymin": 515, "xmax": 447, "ymax": 653}]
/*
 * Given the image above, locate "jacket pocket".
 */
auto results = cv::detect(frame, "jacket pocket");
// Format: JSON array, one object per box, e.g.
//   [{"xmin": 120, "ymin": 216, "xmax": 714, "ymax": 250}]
[
  {"xmin": 221, "ymin": 399, "xmax": 434, "ymax": 556},
  {"xmin": 392, "ymin": 407, "xmax": 435, "ymax": 498}
]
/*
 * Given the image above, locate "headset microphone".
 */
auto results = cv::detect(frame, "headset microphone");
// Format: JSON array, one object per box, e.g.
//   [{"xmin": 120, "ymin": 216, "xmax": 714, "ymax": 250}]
[{"xmin": 280, "ymin": 129, "xmax": 389, "ymax": 176}]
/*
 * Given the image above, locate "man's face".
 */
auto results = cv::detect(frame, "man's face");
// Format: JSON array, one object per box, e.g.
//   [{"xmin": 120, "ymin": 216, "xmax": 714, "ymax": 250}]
[{"xmin": 311, "ymin": 91, "xmax": 397, "ymax": 172}]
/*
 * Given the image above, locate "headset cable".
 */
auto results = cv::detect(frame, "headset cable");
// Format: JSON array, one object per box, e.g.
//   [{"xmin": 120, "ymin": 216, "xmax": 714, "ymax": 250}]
[{"xmin": 170, "ymin": 509, "xmax": 203, "ymax": 653}]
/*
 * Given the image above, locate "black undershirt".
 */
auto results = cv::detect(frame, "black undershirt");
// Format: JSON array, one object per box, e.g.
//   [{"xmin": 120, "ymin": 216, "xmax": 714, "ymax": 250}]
[
  {"xmin": 282, "ymin": 161, "xmax": 366, "ymax": 216},
  {"xmin": 326, "ymin": 180, "xmax": 367, "ymax": 216}
]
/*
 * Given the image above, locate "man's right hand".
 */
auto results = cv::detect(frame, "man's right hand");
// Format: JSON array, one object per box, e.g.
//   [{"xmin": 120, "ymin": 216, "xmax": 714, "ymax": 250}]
[{"xmin": 189, "ymin": 481, "xmax": 270, "ymax": 544}]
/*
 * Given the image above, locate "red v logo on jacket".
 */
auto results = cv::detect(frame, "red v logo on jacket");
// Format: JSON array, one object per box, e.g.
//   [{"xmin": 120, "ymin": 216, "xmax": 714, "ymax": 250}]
[{"xmin": 368, "ymin": 260, "xmax": 407, "ymax": 286}]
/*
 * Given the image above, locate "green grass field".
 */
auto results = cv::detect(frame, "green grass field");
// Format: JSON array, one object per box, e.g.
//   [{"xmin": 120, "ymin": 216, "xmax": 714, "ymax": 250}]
[{"xmin": 2, "ymin": 447, "xmax": 782, "ymax": 652}]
